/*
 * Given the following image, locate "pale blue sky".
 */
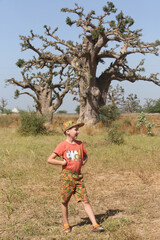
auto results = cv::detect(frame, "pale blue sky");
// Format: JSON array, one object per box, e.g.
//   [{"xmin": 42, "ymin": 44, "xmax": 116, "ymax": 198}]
[{"xmin": 0, "ymin": 0, "xmax": 160, "ymax": 112}]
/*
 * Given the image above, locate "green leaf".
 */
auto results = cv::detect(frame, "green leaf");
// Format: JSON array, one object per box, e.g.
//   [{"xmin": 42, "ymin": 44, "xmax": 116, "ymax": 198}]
[
  {"xmin": 109, "ymin": 20, "xmax": 116, "ymax": 28},
  {"xmin": 66, "ymin": 17, "xmax": 74, "ymax": 26},
  {"xmin": 155, "ymin": 40, "xmax": 160, "ymax": 46},
  {"xmin": 16, "ymin": 59, "xmax": 25, "ymax": 68},
  {"xmin": 98, "ymin": 25, "xmax": 105, "ymax": 33},
  {"xmin": 91, "ymin": 30, "xmax": 99, "ymax": 40},
  {"xmin": 61, "ymin": 8, "xmax": 67, "ymax": 12},
  {"xmin": 14, "ymin": 90, "xmax": 20, "ymax": 99}
]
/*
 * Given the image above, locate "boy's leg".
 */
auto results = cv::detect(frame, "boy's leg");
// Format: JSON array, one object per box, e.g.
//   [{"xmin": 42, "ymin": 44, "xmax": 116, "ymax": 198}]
[
  {"xmin": 82, "ymin": 201, "xmax": 97, "ymax": 225},
  {"xmin": 82, "ymin": 201, "xmax": 105, "ymax": 232},
  {"xmin": 60, "ymin": 170, "xmax": 75, "ymax": 226},
  {"xmin": 74, "ymin": 176, "xmax": 97, "ymax": 225},
  {"xmin": 61, "ymin": 201, "xmax": 69, "ymax": 225}
]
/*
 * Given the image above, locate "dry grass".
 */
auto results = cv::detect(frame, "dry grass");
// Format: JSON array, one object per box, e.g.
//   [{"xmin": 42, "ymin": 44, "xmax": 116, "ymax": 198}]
[
  {"xmin": 1, "ymin": 113, "xmax": 160, "ymax": 136},
  {"xmin": 118, "ymin": 113, "xmax": 160, "ymax": 135},
  {"xmin": 0, "ymin": 114, "xmax": 19, "ymax": 128},
  {"xmin": 0, "ymin": 124, "xmax": 160, "ymax": 239}
]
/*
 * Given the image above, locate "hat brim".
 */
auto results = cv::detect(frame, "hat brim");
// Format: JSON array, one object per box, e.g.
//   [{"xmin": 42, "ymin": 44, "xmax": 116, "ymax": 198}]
[
  {"xmin": 64, "ymin": 122, "xmax": 84, "ymax": 132},
  {"xmin": 72, "ymin": 122, "xmax": 84, "ymax": 128}
]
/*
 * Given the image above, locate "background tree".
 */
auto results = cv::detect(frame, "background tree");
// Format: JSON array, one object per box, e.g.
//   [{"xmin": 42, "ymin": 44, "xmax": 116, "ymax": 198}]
[
  {"xmin": 107, "ymin": 84, "xmax": 125, "ymax": 107},
  {"xmin": 144, "ymin": 98, "xmax": 160, "ymax": 113},
  {"xmin": 59, "ymin": 2, "xmax": 160, "ymax": 123},
  {"xmin": 75, "ymin": 105, "xmax": 80, "ymax": 114},
  {"xmin": 7, "ymin": 55, "xmax": 74, "ymax": 121},
  {"xmin": 7, "ymin": 2, "xmax": 160, "ymax": 124},
  {"xmin": 122, "ymin": 93, "xmax": 142, "ymax": 113},
  {"xmin": 143, "ymin": 98, "xmax": 156, "ymax": 111},
  {"xmin": 0, "ymin": 98, "xmax": 8, "ymax": 113},
  {"xmin": 51, "ymin": 2, "xmax": 160, "ymax": 123}
]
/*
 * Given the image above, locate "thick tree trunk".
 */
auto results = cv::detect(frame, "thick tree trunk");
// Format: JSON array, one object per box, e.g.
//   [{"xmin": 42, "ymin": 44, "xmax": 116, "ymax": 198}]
[
  {"xmin": 78, "ymin": 78, "xmax": 111, "ymax": 125},
  {"xmin": 35, "ymin": 88, "xmax": 53, "ymax": 122},
  {"xmin": 79, "ymin": 87, "xmax": 99, "ymax": 124}
]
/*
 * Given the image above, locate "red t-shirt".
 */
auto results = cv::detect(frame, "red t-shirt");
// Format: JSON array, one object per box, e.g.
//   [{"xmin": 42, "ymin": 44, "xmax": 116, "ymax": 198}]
[{"xmin": 54, "ymin": 140, "xmax": 87, "ymax": 172}]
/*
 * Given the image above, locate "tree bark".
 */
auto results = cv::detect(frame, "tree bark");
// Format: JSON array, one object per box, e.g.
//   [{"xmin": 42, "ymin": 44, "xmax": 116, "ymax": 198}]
[
  {"xmin": 35, "ymin": 87, "xmax": 53, "ymax": 122},
  {"xmin": 78, "ymin": 77, "xmax": 111, "ymax": 124}
]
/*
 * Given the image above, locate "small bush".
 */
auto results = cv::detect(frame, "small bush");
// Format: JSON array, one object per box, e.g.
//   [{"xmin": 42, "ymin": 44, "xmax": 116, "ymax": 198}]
[
  {"xmin": 2, "ymin": 109, "xmax": 12, "ymax": 115},
  {"xmin": 18, "ymin": 111, "xmax": 47, "ymax": 135},
  {"xmin": 146, "ymin": 122, "xmax": 155, "ymax": 136},
  {"xmin": 136, "ymin": 112, "xmax": 147, "ymax": 128},
  {"xmin": 97, "ymin": 104, "xmax": 120, "ymax": 126},
  {"xmin": 136, "ymin": 112, "xmax": 154, "ymax": 136},
  {"xmin": 107, "ymin": 121, "xmax": 125, "ymax": 145},
  {"xmin": 56, "ymin": 110, "xmax": 67, "ymax": 114}
]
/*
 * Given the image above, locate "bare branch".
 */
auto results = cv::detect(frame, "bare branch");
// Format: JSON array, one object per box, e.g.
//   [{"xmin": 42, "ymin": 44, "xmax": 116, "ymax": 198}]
[
  {"xmin": 18, "ymin": 91, "xmax": 38, "ymax": 102},
  {"xmin": 7, "ymin": 78, "xmax": 30, "ymax": 88}
]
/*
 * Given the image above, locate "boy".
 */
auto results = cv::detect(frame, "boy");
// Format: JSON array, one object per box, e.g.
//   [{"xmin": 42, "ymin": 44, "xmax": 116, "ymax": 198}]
[{"xmin": 47, "ymin": 120, "xmax": 104, "ymax": 233}]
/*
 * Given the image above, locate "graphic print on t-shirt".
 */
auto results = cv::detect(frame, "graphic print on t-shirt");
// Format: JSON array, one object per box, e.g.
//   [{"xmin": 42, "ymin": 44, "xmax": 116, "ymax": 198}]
[{"xmin": 66, "ymin": 149, "xmax": 81, "ymax": 162}]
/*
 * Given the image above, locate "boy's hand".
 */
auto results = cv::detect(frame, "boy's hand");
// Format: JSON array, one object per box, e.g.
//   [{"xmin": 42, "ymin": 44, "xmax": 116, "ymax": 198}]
[
  {"xmin": 82, "ymin": 154, "xmax": 88, "ymax": 165},
  {"xmin": 62, "ymin": 159, "xmax": 67, "ymax": 166},
  {"xmin": 82, "ymin": 159, "xmax": 87, "ymax": 165}
]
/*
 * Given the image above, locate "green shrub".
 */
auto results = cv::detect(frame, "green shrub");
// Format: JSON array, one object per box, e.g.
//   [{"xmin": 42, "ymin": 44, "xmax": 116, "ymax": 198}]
[
  {"xmin": 146, "ymin": 122, "xmax": 155, "ymax": 136},
  {"xmin": 136, "ymin": 112, "xmax": 154, "ymax": 136},
  {"xmin": 18, "ymin": 111, "xmax": 47, "ymax": 135},
  {"xmin": 2, "ymin": 109, "xmax": 12, "ymax": 115},
  {"xmin": 107, "ymin": 121, "xmax": 125, "ymax": 145},
  {"xmin": 136, "ymin": 112, "xmax": 147, "ymax": 129},
  {"xmin": 97, "ymin": 104, "xmax": 120, "ymax": 126},
  {"xmin": 56, "ymin": 110, "xmax": 67, "ymax": 114}
]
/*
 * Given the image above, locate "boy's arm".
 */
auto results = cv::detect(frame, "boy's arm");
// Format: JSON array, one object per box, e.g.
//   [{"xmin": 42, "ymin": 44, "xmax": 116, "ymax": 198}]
[
  {"xmin": 82, "ymin": 153, "xmax": 88, "ymax": 165},
  {"xmin": 47, "ymin": 152, "xmax": 66, "ymax": 166}
]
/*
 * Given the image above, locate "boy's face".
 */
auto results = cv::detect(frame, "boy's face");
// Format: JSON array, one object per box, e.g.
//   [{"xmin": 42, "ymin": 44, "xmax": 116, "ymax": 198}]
[{"xmin": 66, "ymin": 126, "xmax": 79, "ymax": 139}]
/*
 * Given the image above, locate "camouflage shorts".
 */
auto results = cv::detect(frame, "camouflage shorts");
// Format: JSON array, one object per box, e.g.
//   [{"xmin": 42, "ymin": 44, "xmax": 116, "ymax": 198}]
[{"xmin": 60, "ymin": 169, "xmax": 89, "ymax": 204}]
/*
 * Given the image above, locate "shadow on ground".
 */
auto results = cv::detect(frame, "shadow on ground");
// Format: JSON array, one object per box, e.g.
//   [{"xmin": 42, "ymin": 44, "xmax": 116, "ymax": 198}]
[{"xmin": 72, "ymin": 209, "xmax": 123, "ymax": 227}]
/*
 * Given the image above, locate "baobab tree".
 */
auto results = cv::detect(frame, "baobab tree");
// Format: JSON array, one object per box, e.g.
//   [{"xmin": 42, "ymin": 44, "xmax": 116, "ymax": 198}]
[
  {"xmin": 8, "ymin": 2, "xmax": 160, "ymax": 124},
  {"xmin": 59, "ymin": 2, "xmax": 160, "ymax": 124},
  {"xmin": 7, "ymin": 57, "xmax": 75, "ymax": 121}
]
